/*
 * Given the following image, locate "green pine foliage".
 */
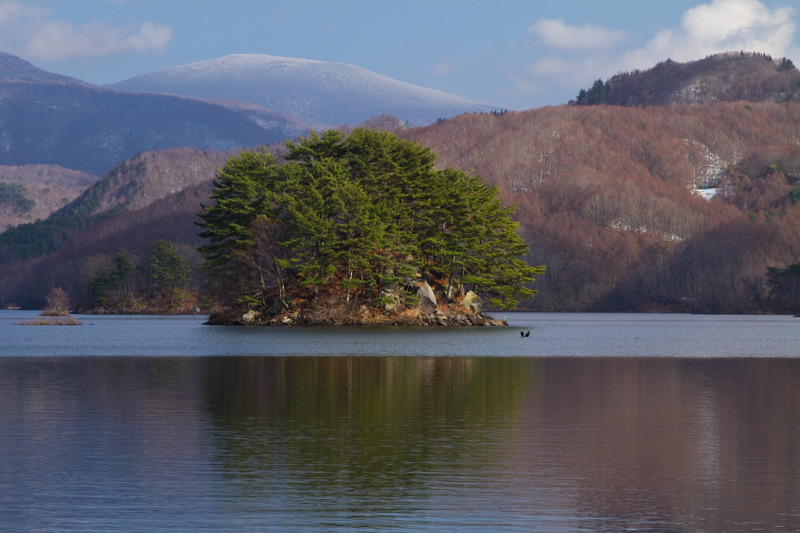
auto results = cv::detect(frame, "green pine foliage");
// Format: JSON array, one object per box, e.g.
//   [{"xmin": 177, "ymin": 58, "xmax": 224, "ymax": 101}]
[
  {"xmin": 197, "ymin": 128, "xmax": 545, "ymax": 316},
  {"xmin": 89, "ymin": 252, "xmax": 136, "ymax": 307},
  {"xmin": 148, "ymin": 239, "xmax": 190, "ymax": 291},
  {"xmin": 0, "ymin": 182, "xmax": 35, "ymax": 214}
]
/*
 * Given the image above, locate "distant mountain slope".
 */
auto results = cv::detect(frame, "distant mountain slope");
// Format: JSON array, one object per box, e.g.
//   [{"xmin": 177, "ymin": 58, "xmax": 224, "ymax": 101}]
[
  {"xmin": 108, "ymin": 54, "xmax": 498, "ymax": 126},
  {"xmin": 0, "ymin": 147, "xmax": 226, "ymax": 262},
  {"xmin": 7, "ymin": 61, "xmax": 800, "ymax": 313},
  {"xmin": 0, "ymin": 53, "xmax": 307, "ymax": 174},
  {"xmin": 0, "ymin": 164, "xmax": 96, "ymax": 229},
  {"xmin": 0, "ymin": 51, "xmax": 91, "ymax": 85},
  {"xmin": 56, "ymin": 147, "xmax": 227, "ymax": 219},
  {"xmin": 573, "ymin": 52, "xmax": 800, "ymax": 106}
]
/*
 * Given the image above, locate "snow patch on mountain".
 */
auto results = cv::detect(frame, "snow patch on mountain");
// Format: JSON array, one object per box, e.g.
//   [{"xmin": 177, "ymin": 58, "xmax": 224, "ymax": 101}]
[{"xmin": 109, "ymin": 54, "xmax": 499, "ymax": 126}]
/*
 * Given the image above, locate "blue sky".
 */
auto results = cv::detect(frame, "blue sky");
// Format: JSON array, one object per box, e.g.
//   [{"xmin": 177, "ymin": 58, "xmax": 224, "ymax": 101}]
[{"xmin": 1, "ymin": 0, "xmax": 798, "ymax": 110}]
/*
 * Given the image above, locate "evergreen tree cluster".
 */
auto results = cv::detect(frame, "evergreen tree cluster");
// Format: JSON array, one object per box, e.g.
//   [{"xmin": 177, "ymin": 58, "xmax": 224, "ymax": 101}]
[
  {"xmin": 89, "ymin": 240, "xmax": 191, "ymax": 311},
  {"xmin": 198, "ymin": 128, "xmax": 544, "ymax": 320}
]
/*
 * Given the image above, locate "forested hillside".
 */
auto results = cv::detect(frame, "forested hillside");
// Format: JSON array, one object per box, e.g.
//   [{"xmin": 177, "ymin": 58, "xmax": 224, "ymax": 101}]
[
  {"xmin": 0, "ymin": 178, "xmax": 214, "ymax": 312},
  {"xmin": 0, "ymin": 165, "xmax": 97, "ymax": 229},
  {"xmin": 408, "ymin": 102, "xmax": 800, "ymax": 312},
  {"xmin": 573, "ymin": 52, "xmax": 800, "ymax": 106},
  {"xmin": 0, "ymin": 149, "xmax": 230, "ymax": 311},
  {"xmin": 0, "ymin": 148, "xmax": 228, "ymax": 260}
]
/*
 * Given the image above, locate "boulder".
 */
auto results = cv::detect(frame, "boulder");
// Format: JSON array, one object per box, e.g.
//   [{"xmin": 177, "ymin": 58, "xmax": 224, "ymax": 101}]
[
  {"xmin": 242, "ymin": 309, "xmax": 258, "ymax": 324},
  {"xmin": 417, "ymin": 281, "xmax": 437, "ymax": 305},
  {"xmin": 461, "ymin": 291, "xmax": 482, "ymax": 314},
  {"xmin": 417, "ymin": 281, "xmax": 437, "ymax": 314}
]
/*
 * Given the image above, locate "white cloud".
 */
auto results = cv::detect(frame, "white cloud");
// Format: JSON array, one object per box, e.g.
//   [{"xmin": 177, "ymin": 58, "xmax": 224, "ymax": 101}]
[
  {"xmin": 621, "ymin": 0, "xmax": 796, "ymax": 70},
  {"xmin": 528, "ymin": 17, "xmax": 628, "ymax": 51},
  {"xmin": 25, "ymin": 20, "xmax": 173, "ymax": 60},
  {"xmin": 0, "ymin": 0, "xmax": 172, "ymax": 60},
  {"xmin": 430, "ymin": 57, "xmax": 469, "ymax": 76}
]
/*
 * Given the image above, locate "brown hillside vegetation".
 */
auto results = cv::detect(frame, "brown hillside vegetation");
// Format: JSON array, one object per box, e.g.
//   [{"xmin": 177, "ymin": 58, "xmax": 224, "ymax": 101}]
[
  {"xmin": 57, "ymin": 147, "xmax": 229, "ymax": 218},
  {"xmin": 4, "ymin": 101, "xmax": 800, "ymax": 313},
  {"xmin": 407, "ymin": 102, "xmax": 800, "ymax": 311},
  {"xmin": 0, "ymin": 165, "xmax": 96, "ymax": 228},
  {"xmin": 574, "ymin": 52, "xmax": 800, "ymax": 106},
  {"xmin": 0, "ymin": 149, "xmax": 227, "ymax": 310}
]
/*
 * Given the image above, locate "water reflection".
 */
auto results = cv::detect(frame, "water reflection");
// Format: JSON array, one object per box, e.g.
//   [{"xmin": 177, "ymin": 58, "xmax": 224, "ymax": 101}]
[
  {"xmin": 202, "ymin": 357, "xmax": 535, "ymax": 530},
  {"xmin": 1, "ymin": 356, "xmax": 800, "ymax": 531},
  {"xmin": 520, "ymin": 358, "xmax": 800, "ymax": 531},
  {"xmin": 199, "ymin": 357, "xmax": 800, "ymax": 531}
]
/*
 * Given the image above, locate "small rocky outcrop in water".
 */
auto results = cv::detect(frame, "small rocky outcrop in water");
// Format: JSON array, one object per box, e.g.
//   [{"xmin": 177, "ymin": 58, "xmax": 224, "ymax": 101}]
[{"xmin": 206, "ymin": 283, "xmax": 507, "ymax": 327}]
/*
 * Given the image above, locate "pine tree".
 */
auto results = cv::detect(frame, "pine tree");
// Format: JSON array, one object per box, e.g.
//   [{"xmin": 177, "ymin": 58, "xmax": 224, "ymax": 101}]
[
  {"xmin": 197, "ymin": 148, "xmax": 284, "ymax": 307},
  {"xmin": 148, "ymin": 240, "xmax": 190, "ymax": 291}
]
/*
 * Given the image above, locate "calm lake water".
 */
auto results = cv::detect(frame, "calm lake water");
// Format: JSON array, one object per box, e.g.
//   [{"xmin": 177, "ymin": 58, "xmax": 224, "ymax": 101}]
[{"xmin": 1, "ymin": 311, "xmax": 800, "ymax": 531}]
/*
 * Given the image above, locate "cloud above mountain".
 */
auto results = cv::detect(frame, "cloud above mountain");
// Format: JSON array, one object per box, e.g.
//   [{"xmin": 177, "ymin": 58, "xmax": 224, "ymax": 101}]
[
  {"xmin": 516, "ymin": 0, "xmax": 797, "ymax": 100},
  {"xmin": 622, "ymin": 0, "xmax": 796, "ymax": 70},
  {"xmin": 0, "ymin": 0, "xmax": 172, "ymax": 60},
  {"xmin": 528, "ymin": 18, "xmax": 628, "ymax": 51}
]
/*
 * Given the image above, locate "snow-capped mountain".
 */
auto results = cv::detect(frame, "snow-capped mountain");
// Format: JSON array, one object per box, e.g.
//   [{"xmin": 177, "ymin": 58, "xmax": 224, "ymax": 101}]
[
  {"xmin": 109, "ymin": 54, "xmax": 499, "ymax": 126},
  {"xmin": 0, "ymin": 52, "xmax": 308, "ymax": 174}
]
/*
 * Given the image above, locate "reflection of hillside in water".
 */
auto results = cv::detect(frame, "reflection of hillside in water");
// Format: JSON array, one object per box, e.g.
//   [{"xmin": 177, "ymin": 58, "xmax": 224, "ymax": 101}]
[
  {"xmin": 514, "ymin": 358, "xmax": 800, "ymax": 531},
  {"xmin": 0, "ymin": 357, "xmax": 214, "ymax": 522}
]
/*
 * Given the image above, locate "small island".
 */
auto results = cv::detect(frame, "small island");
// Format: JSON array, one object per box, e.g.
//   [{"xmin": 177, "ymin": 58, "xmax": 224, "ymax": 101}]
[
  {"xmin": 198, "ymin": 128, "xmax": 545, "ymax": 326},
  {"xmin": 19, "ymin": 287, "xmax": 82, "ymax": 325}
]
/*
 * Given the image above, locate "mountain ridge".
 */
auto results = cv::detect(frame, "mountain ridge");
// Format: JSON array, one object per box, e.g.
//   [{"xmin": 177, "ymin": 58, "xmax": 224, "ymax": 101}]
[
  {"xmin": 108, "ymin": 53, "xmax": 499, "ymax": 126},
  {"xmin": 0, "ymin": 51, "xmax": 308, "ymax": 175},
  {"xmin": 0, "ymin": 52, "xmax": 91, "ymax": 85}
]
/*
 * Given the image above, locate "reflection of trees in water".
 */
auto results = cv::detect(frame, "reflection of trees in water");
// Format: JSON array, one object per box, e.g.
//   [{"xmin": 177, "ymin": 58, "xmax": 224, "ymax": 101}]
[{"xmin": 201, "ymin": 356, "xmax": 535, "ymax": 504}]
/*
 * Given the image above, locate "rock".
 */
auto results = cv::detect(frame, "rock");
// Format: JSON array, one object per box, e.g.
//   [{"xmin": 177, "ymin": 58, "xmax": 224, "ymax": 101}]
[
  {"xmin": 461, "ymin": 291, "xmax": 482, "ymax": 314},
  {"xmin": 417, "ymin": 281, "xmax": 437, "ymax": 305},
  {"xmin": 417, "ymin": 281, "xmax": 437, "ymax": 314},
  {"xmin": 242, "ymin": 309, "xmax": 258, "ymax": 324}
]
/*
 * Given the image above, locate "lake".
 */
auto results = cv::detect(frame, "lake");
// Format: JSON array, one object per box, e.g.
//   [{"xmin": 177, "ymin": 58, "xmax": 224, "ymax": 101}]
[{"xmin": 1, "ymin": 311, "xmax": 800, "ymax": 531}]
